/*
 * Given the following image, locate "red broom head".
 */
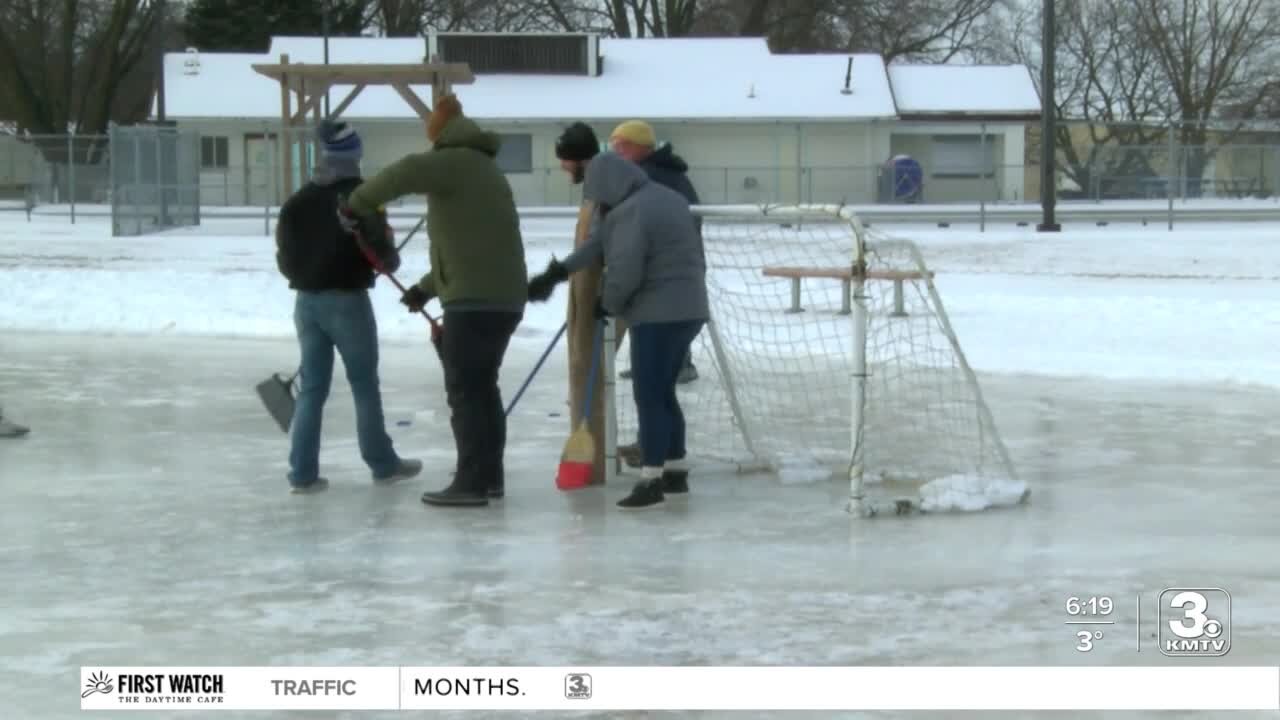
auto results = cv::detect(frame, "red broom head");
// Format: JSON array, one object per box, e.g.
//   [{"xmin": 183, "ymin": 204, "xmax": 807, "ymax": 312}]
[{"xmin": 556, "ymin": 461, "xmax": 592, "ymax": 491}]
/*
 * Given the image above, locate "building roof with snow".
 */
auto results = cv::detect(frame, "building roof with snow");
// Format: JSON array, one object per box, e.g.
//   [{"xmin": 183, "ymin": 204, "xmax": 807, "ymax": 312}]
[
  {"xmin": 887, "ymin": 64, "xmax": 1041, "ymax": 120},
  {"xmin": 159, "ymin": 34, "xmax": 1039, "ymax": 123}
]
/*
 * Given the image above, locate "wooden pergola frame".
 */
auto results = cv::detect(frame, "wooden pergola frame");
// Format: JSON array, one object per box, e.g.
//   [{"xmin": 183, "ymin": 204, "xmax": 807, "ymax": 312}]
[{"xmin": 251, "ymin": 54, "xmax": 475, "ymax": 197}]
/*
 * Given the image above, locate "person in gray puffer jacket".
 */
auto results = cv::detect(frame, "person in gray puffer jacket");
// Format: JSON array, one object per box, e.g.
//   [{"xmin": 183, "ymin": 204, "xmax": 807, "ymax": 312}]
[{"xmin": 527, "ymin": 152, "xmax": 708, "ymax": 510}]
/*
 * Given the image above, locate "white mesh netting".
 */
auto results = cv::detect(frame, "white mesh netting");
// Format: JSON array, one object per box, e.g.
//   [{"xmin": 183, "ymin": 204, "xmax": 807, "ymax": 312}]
[{"xmin": 609, "ymin": 207, "xmax": 1027, "ymax": 514}]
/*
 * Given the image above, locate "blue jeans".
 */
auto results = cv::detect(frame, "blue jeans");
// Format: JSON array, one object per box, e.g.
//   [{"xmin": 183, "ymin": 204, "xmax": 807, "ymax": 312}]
[
  {"xmin": 288, "ymin": 290, "xmax": 400, "ymax": 486},
  {"xmin": 628, "ymin": 319, "xmax": 705, "ymax": 468}
]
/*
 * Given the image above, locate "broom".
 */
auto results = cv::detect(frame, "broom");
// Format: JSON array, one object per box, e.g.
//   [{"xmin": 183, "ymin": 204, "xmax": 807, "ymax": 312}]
[
  {"xmin": 353, "ymin": 225, "xmax": 444, "ymax": 351},
  {"xmin": 556, "ymin": 317, "xmax": 605, "ymax": 491}
]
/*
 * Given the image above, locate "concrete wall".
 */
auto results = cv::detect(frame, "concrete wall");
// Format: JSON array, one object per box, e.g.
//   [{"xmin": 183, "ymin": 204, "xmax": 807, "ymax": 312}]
[{"xmin": 176, "ymin": 117, "xmax": 1027, "ymax": 206}]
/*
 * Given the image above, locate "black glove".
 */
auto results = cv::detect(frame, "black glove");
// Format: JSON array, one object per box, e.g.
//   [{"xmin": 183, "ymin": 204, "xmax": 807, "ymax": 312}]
[
  {"xmin": 593, "ymin": 297, "xmax": 611, "ymax": 320},
  {"xmin": 401, "ymin": 285, "xmax": 434, "ymax": 313},
  {"xmin": 527, "ymin": 258, "xmax": 570, "ymax": 302},
  {"xmin": 338, "ymin": 200, "xmax": 399, "ymax": 273}
]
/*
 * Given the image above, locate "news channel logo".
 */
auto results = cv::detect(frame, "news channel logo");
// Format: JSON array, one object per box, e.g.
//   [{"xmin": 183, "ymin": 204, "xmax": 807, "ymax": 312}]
[
  {"xmin": 1159, "ymin": 588, "xmax": 1231, "ymax": 657},
  {"xmin": 564, "ymin": 673, "xmax": 592, "ymax": 699}
]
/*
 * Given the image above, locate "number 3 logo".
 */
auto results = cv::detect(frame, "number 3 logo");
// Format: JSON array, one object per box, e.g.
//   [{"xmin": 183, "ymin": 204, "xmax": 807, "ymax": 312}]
[
  {"xmin": 1168, "ymin": 591, "xmax": 1209, "ymax": 638},
  {"xmin": 569, "ymin": 676, "xmax": 586, "ymax": 692}
]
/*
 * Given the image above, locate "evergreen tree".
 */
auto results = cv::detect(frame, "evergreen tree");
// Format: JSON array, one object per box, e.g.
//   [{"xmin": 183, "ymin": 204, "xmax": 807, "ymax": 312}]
[{"xmin": 183, "ymin": 0, "xmax": 368, "ymax": 53}]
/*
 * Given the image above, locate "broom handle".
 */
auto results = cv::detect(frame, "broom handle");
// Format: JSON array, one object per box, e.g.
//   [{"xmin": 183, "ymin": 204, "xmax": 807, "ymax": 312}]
[
  {"xmin": 353, "ymin": 229, "xmax": 442, "ymax": 334},
  {"xmin": 504, "ymin": 321, "xmax": 566, "ymax": 417},
  {"xmin": 581, "ymin": 317, "xmax": 605, "ymax": 423}
]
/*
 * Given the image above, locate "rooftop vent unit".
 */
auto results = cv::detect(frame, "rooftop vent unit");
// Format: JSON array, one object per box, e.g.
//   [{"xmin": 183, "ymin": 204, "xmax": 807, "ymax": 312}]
[{"xmin": 428, "ymin": 32, "xmax": 600, "ymax": 76}]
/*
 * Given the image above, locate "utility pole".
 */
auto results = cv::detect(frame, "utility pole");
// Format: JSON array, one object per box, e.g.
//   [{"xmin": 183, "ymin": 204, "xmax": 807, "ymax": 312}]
[
  {"xmin": 322, "ymin": 0, "xmax": 331, "ymax": 117},
  {"xmin": 155, "ymin": 0, "xmax": 167, "ymax": 123},
  {"xmin": 155, "ymin": 0, "xmax": 170, "ymax": 225},
  {"xmin": 1037, "ymin": 0, "xmax": 1061, "ymax": 232}
]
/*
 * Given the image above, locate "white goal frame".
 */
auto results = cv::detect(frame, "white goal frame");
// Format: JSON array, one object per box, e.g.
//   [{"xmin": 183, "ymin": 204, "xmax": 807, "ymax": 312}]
[{"xmin": 589, "ymin": 203, "xmax": 1020, "ymax": 517}]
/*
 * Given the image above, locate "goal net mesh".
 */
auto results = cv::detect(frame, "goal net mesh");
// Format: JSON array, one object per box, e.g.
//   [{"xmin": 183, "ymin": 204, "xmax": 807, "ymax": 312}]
[{"xmin": 609, "ymin": 207, "xmax": 1026, "ymax": 514}]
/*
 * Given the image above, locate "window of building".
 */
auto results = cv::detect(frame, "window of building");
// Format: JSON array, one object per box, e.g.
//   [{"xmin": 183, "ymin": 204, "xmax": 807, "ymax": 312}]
[
  {"xmin": 201, "ymin": 136, "xmax": 229, "ymax": 169},
  {"xmin": 495, "ymin": 133, "xmax": 533, "ymax": 174},
  {"xmin": 930, "ymin": 134, "xmax": 996, "ymax": 178}
]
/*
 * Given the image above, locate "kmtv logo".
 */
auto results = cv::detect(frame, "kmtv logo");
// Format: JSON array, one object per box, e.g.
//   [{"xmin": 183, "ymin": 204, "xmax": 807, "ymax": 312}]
[{"xmin": 1159, "ymin": 588, "xmax": 1231, "ymax": 657}]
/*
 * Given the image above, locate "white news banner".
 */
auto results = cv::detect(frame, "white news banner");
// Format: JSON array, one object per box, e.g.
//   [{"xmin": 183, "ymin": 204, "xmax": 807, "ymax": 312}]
[{"xmin": 80, "ymin": 666, "xmax": 1280, "ymax": 711}]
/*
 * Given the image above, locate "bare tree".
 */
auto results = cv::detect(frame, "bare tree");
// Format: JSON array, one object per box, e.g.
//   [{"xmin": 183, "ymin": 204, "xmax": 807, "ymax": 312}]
[
  {"xmin": 1132, "ymin": 0, "xmax": 1280, "ymax": 189},
  {"xmin": 831, "ymin": 0, "xmax": 999, "ymax": 63},
  {"xmin": 0, "ymin": 0, "xmax": 162, "ymax": 135}
]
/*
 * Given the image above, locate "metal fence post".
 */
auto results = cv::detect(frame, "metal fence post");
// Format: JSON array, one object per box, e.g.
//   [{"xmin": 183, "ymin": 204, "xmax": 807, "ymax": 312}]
[
  {"xmin": 1167, "ymin": 119, "xmax": 1175, "ymax": 230},
  {"xmin": 68, "ymin": 131, "xmax": 76, "ymax": 224}
]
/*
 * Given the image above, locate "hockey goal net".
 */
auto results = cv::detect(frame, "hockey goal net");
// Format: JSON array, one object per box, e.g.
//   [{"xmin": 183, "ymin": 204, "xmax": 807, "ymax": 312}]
[{"xmin": 602, "ymin": 205, "xmax": 1027, "ymax": 516}]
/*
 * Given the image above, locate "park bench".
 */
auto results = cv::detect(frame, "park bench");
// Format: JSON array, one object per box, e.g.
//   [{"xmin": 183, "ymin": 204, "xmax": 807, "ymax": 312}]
[{"xmin": 761, "ymin": 266, "xmax": 935, "ymax": 316}]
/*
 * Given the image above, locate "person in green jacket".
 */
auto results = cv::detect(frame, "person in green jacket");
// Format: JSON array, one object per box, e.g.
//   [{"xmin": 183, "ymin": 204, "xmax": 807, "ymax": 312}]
[{"xmin": 341, "ymin": 94, "xmax": 527, "ymax": 508}]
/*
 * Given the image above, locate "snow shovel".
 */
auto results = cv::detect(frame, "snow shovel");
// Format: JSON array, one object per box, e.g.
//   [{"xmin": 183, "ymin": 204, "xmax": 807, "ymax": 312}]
[
  {"xmin": 256, "ymin": 215, "xmax": 426, "ymax": 433},
  {"xmin": 256, "ymin": 368, "xmax": 299, "ymax": 433}
]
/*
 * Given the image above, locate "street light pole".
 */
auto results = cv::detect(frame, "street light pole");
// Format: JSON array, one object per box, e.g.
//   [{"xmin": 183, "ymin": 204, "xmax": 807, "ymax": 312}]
[{"xmin": 1038, "ymin": 0, "xmax": 1061, "ymax": 232}]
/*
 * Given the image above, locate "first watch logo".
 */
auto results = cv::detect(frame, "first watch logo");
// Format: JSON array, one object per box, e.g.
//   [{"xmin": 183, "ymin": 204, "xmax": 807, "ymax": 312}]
[
  {"xmin": 565, "ymin": 673, "xmax": 592, "ymax": 699},
  {"xmin": 83, "ymin": 670, "xmax": 227, "ymax": 706},
  {"xmin": 82, "ymin": 671, "xmax": 115, "ymax": 698}
]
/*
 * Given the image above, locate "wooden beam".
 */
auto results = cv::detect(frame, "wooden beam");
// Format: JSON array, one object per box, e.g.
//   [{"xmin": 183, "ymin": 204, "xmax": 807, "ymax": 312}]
[
  {"xmin": 289, "ymin": 86, "xmax": 328, "ymax": 125},
  {"xmin": 251, "ymin": 63, "xmax": 475, "ymax": 88},
  {"xmin": 279, "ymin": 53, "xmax": 293, "ymax": 197},
  {"xmin": 329, "ymin": 83, "xmax": 366, "ymax": 119},
  {"xmin": 392, "ymin": 83, "xmax": 433, "ymax": 121}
]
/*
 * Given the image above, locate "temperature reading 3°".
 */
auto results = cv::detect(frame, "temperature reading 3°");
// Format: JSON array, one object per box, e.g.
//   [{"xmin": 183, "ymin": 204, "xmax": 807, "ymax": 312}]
[
  {"xmin": 1076, "ymin": 629, "xmax": 1104, "ymax": 652},
  {"xmin": 1065, "ymin": 596, "xmax": 1115, "ymax": 652}
]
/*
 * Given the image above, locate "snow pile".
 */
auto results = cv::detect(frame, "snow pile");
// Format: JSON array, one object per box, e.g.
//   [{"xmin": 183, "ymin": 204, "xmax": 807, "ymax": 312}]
[
  {"xmin": 773, "ymin": 452, "xmax": 833, "ymax": 485},
  {"xmin": 917, "ymin": 473, "xmax": 1030, "ymax": 513}
]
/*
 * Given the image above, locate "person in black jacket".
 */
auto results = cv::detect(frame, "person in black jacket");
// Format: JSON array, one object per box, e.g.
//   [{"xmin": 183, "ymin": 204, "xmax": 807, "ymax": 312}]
[
  {"xmin": 275, "ymin": 120, "xmax": 421, "ymax": 494},
  {"xmin": 608, "ymin": 120, "xmax": 702, "ymax": 387}
]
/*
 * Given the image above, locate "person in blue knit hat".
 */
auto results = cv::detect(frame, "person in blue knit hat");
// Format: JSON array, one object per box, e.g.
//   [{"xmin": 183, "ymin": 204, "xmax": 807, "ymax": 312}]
[{"xmin": 272, "ymin": 119, "xmax": 421, "ymax": 494}]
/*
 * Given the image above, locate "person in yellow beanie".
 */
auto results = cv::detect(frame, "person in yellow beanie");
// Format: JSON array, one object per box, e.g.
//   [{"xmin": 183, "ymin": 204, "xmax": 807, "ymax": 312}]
[
  {"xmin": 610, "ymin": 120, "xmax": 704, "ymax": 467},
  {"xmin": 341, "ymin": 94, "xmax": 528, "ymax": 508}
]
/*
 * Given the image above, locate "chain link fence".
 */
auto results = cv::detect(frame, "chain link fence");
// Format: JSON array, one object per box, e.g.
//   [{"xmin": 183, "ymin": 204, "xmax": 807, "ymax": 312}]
[
  {"xmin": 109, "ymin": 124, "xmax": 201, "ymax": 236},
  {"xmin": 4, "ymin": 119, "xmax": 1280, "ymax": 232}
]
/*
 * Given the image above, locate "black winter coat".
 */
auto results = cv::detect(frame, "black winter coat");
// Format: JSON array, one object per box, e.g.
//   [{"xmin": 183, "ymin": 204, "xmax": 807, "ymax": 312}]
[
  {"xmin": 276, "ymin": 178, "xmax": 383, "ymax": 291},
  {"xmin": 638, "ymin": 144, "xmax": 701, "ymax": 206}
]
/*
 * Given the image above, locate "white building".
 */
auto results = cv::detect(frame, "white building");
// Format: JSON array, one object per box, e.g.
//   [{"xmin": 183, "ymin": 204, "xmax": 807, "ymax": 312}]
[{"xmin": 159, "ymin": 33, "xmax": 1040, "ymax": 207}]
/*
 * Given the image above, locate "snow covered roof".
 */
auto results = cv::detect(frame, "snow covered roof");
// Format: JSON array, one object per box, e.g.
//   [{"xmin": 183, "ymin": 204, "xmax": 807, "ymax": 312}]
[
  {"xmin": 158, "ymin": 36, "xmax": 1036, "ymax": 123},
  {"xmin": 887, "ymin": 64, "xmax": 1041, "ymax": 119}
]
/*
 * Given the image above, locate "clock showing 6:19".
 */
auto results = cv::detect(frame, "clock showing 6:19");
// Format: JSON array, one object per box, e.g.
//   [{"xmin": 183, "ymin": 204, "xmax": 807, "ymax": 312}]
[{"xmin": 1067, "ymin": 596, "xmax": 1113, "ymax": 615}]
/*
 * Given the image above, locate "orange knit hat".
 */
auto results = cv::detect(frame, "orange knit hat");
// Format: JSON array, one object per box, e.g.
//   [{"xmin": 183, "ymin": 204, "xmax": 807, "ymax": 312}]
[{"xmin": 427, "ymin": 94, "xmax": 462, "ymax": 143}]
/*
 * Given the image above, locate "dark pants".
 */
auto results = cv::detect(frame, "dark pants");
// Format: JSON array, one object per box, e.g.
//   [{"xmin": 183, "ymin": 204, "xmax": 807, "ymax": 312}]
[
  {"xmin": 629, "ymin": 319, "xmax": 705, "ymax": 468},
  {"xmin": 440, "ymin": 309, "xmax": 522, "ymax": 493}
]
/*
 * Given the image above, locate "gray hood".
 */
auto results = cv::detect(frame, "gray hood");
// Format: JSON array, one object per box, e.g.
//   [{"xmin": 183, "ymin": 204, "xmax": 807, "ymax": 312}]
[{"xmin": 582, "ymin": 152, "xmax": 649, "ymax": 209}]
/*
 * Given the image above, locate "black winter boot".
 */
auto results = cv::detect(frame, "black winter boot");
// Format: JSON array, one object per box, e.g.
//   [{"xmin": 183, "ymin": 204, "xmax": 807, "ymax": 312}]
[
  {"xmin": 660, "ymin": 469, "xmax": 689, "ymax": 494},
  {"xmin": 616, "ymin": 479, "xmax": 665, "ymax": 510},
  {"xmin": 422, "ymin": 483, "xmax": 489, "ymax": 507}
]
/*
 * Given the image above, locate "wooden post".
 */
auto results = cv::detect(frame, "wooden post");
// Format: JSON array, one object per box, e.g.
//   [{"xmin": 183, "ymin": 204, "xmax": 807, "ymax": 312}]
[
  {"xmin": 278, "ymin": 54, "xmax": 292, "ymax": 197},
  {"xmin": 311, "ymin": 82, "xmax": 322, "ymax": 184},
  {"xmin": 297, "ymin": 75, "xmax": 309, "ymax": 185}
]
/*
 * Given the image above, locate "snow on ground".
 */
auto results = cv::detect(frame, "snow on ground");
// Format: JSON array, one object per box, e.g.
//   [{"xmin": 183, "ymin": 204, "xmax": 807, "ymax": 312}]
[{"xmin": 1, "ymin": 211, "xmax": 1277, "ymax": 389}]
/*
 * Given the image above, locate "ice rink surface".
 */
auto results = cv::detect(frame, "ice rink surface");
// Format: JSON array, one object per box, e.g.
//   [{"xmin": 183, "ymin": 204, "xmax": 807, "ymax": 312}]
[
  {"xmin": 3, "ymin": 330, "xmax": 1279, "ymax": 720},
  {"xmin": 4, "ymin": 211, "xmax": 1280, "ymax": 718}
]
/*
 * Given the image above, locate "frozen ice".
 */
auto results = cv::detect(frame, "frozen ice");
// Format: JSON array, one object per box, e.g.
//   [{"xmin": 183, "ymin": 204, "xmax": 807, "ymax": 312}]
[
  {"xmin": 3, "ymin": 332, "xmax": 1280, "ymax": 719},
  {"xmin": 3, "ymin": 211, "xmax": 1280, "ymax": 719}
]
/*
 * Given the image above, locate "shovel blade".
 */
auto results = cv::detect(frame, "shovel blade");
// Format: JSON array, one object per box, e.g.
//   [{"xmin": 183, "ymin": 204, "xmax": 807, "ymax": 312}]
[{"xmin": 255, "ymin": 373, "xmax": 296, "ymax": 433}]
